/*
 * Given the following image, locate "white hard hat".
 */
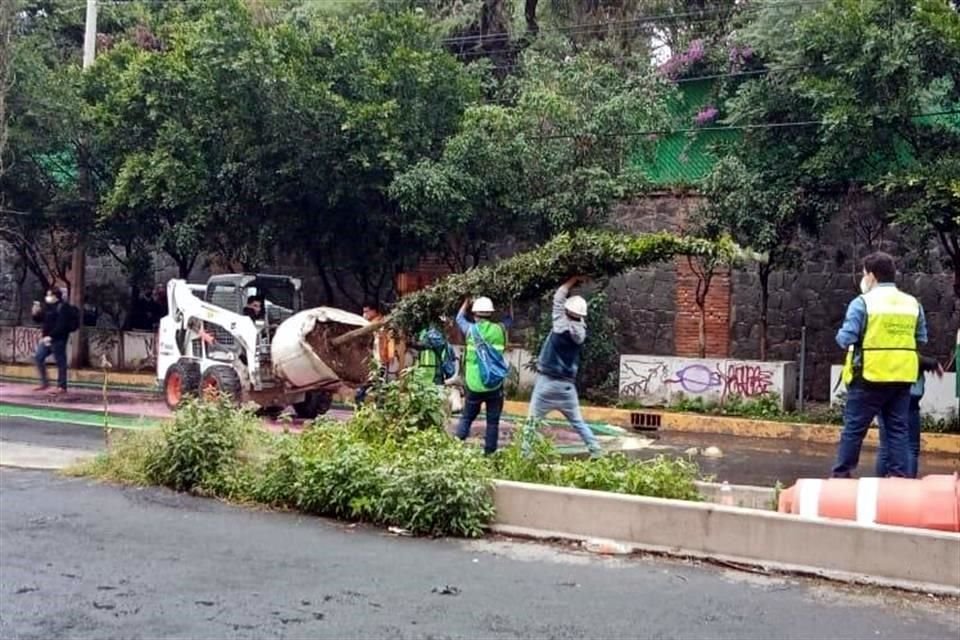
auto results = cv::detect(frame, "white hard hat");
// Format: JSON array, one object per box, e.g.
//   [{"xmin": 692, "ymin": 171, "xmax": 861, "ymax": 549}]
[
  {"xmin": 564, "ymin": 296, "xmax": 588, "ymax": 318},
  {"xmin": 472, "ymin": 297, "xmax": 495, "ymax": 314}
]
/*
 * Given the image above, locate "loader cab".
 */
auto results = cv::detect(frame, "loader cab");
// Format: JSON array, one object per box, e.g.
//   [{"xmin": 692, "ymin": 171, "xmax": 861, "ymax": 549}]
[{"xmin": 205, "ymin": 274, "xmax": 303, "ymax": 322}]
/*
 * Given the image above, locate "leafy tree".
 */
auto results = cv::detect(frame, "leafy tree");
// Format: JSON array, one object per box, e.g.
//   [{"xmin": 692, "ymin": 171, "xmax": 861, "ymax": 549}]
[
  {"xmin": 719, "ymin": 0, "xmax": 960, "ymax": 297},
  {"xmin": 279, "ymin": 10, "xmax": 481, "ymax": 304},
  {"xmin": 1, "ymin": 35, "xmax": 91, "ymax": 292},
  {"xmin": 90, "ymin": 2, "xmax": 300, "ymax": 277},
  {"xmin": 391, "ymin": 44, "xmax": 672, "ymax": 271},
  {"xmin": 696, "ymin": 157, "xmax": 828, "ymax": 359}
]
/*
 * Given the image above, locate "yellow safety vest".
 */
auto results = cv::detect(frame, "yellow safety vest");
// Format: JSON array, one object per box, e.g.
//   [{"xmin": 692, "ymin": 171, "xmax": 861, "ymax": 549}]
[{"xmin": 842, "ymin": 287, "xmax": 919, "ymax": 384}]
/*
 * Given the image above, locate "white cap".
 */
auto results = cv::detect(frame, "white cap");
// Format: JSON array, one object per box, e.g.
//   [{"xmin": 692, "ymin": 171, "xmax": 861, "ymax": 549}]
[
  {"xmin": 564, "ymin": 296, "xmax": 588, "ymax": 318},
  {"xmin": 472, "ymin": 297, "xmax": 495, "ymax": 315}
]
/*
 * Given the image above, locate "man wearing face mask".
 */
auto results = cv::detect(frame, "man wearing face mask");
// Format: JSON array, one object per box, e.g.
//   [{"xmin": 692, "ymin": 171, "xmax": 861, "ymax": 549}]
[
  {"xmin": 833, "ymin": 252, "xmax": 927, "ymax": 478},
  {"xmin": 32, "ymin": 287, "xmax": 71, "ymax": 395}
]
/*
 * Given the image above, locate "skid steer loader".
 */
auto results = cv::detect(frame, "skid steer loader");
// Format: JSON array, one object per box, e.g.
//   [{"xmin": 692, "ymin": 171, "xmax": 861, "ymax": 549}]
[{"xmin": 156, "ymin": 274, "xmax": 374, "ymax": 418}]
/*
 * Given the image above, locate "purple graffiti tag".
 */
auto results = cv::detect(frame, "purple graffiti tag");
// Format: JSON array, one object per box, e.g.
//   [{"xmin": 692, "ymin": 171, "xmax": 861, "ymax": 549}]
[
  {"xmin": 666, "ymin": 364, "xmax": 722, "ymax": 394},
  {"xmin": 721, "ymin": 364, "xmax": 773, "ymax": 398}
]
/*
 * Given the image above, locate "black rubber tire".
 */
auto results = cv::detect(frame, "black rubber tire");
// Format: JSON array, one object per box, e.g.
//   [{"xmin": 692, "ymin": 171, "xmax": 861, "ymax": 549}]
[
  {"xmin": 200, "ymin": 365, "xmax": 243, "ymax": 403},
  {"xmin": 259, "ymin": 406, "xmax": 285, "ymax": 419},
  {"xmin": 163, "ymin": 360, "xmax": 201, "ymax": 410},
  {"xmin": 293, "ymin": 391, "xmax": 333, "ymax": 420}
]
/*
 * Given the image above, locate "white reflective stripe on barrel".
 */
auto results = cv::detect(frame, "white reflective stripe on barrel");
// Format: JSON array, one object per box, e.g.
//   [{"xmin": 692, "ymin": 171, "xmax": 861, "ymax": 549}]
[
  {"xmin": 856, "ymin": 477, "xmax": 880, "ymax": 525},
  {"xmin": 798, "ymin": 479, "xmax": 823, "ymax": 518}
]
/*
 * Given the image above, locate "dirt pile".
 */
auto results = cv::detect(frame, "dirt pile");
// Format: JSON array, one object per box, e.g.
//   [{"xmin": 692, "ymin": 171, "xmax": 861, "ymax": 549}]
[{"xmin": 305, "ymin": 321, "xmax": 375, "ymax": 385}]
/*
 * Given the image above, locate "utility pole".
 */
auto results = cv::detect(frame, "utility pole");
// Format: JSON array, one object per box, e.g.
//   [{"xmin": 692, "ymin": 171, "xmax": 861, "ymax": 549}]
[{"xmin": 69, "ymin": 0, "xmax": 96, "ymax": 366}]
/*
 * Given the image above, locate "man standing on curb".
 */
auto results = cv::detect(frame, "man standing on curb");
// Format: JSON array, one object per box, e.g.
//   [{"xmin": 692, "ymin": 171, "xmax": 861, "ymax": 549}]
[
  {"xmin": 833, "ymin": 252, "xmax": 927, "ymax": 478},
  {"xmin": 525, "ymin": 277, "xmax": 603, "ymax": 458},
  {"xmin": 455, "ymin": 297, "xmax": 507, "ymax": 455}
]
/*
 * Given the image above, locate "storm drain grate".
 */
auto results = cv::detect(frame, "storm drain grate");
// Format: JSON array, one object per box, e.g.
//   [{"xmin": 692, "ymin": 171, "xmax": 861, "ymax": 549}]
[{"xmin": 630, "ymin": 412, "xmax": 662, "ymax": 431}]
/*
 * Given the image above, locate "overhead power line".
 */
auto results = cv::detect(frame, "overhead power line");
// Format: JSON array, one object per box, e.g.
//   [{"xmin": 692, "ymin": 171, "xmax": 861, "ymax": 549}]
[{"xmin": 531, "ymin": 109, "xmax": 960, "ymax": 141}]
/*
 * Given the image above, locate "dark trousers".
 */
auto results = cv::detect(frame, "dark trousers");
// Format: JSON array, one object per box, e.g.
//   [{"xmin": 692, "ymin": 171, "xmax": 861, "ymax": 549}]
[
  {"xmin": 455, "ymin": 388, "xmax": 504, "ymax": 455},
  {"xmin": 832, "ymin": 382, "xmax": 911, "ymax": 478},
  {"xmin": 876, "ymin": 395, "xmax": 922, "ymax": 478},
  {"xmin": 35, "ymin": 339, "xmax": 68, "ymax": 390}
]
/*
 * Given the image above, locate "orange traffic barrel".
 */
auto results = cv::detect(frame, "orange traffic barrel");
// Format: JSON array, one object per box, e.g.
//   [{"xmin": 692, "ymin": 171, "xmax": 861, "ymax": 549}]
[{"xmin": 778, "ymin": 474, "xmax": 960, "ymax": 532}]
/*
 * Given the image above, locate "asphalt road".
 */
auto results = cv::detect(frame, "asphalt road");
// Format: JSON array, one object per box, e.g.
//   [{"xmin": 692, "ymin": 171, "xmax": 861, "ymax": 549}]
[{"xmin": 2, "ymin": 468, "xmax": 958, "ymax": 640}]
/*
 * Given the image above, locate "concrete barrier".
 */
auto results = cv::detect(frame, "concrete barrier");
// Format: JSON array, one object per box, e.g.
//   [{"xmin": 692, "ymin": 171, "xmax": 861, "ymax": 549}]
[
  {"xmin": 695, "ymin": 480, "xmax": 776, "ymax": 510},
  {"xmin": 491, "ymin": 480, "xmax": 960, "ymax": 594}
]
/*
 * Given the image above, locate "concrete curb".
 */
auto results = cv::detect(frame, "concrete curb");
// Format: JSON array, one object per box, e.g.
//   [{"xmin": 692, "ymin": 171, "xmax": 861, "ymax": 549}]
[
  {"xmin": 503, "ymin": 400, "xmax": 960, "ymax": 455},
  {"xmin": 491, "ymin": 480, "xmax": 960, "ymax": 594}
]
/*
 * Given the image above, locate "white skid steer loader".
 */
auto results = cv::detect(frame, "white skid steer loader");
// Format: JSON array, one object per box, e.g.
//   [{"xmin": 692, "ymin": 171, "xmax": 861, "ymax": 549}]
[{"xmin": 156, "ymin": 274, "xmax": 373, "ymax": 419}]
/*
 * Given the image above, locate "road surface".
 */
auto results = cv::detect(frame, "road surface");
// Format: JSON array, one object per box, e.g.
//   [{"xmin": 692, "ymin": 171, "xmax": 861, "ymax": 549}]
[
  {"xmin": 1, "ymin": 468, "xmax": 958, "ymax": 640},
  {"xmin": 2, "ymin": 412, "xmax": 957, "ymax": 487}
]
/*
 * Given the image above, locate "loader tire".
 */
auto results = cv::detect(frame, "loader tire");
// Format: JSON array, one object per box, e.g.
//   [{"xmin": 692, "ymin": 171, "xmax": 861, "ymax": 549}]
[
  {"xmin": 164, "ymin": 360, "xmax": 201, "ymax": 410},
  {"xmin": 293, "ymin": 391, "xmax": 333, "ymax": 420},
  {"xmin": 200, "ymin": 365, "xmax": 243, "ymax": 403}
]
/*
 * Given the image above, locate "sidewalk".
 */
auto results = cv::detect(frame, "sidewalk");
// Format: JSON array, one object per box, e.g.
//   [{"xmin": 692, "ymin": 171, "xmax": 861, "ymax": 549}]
[{"xmin": 4, "ymin": 363, "xmax": 958, "ymax": 455}]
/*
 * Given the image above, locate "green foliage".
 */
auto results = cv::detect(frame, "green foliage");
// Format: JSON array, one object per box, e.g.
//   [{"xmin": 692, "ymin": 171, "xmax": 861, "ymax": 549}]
[
  {"xmin": 390, "ymin": 44, "xmax": 673, "ymax": 270},
  {"xmin": 390, "ymin": 230, "xmax": 744, "ymax": 331},
  {"xmin": 921, "ymin": 410, "xmax": 960, "ymax": 434},
  {"xmin": 380, "ymin": 429, "xmax": 494, "ymax": 537},
  {"xmin": 67, "ymin": 429, "xmax": 161, "ymax": 485},
  {"xmin": 715, "ymin": 0, "xmax": 960, "ymax": 294},
  {"xmin": 493, "ymin": 428, "xmax": 702, "ymax": 501},
  {"xmin": 492, "ymin": 424, "xmax": 562, "ymax": 485},
  {"xmin": 143, "ymin": 395, "xmax": 260, "ymax": 492},
  {"xmin": 350, "ymin": 372, "xmax": 449, "ymax": 441}
]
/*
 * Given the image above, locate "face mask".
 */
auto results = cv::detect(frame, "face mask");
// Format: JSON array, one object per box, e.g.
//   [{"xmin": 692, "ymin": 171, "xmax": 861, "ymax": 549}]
[
  {"xmin": 45, "ymin": 296, "xmax": 56, "ymax": 305},
  {"xmin": 859, "ymin": 277, "xmax": 871, "ymax": 295}
]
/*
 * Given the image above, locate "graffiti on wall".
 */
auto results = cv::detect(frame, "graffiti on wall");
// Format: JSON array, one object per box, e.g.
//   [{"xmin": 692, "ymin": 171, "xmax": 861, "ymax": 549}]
[
  {"xmin": 10, "ymin": 327, "xmax": 42, "ymax": 364},
  {"xmin": 620, "ymin": 355, "xmax": 789, "ymax": 408}
]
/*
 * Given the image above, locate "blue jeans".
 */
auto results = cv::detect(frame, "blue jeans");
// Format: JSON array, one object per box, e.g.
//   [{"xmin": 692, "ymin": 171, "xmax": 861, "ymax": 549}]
[
  {"xmin": 832, "ymin": 382, "xmax": 911, "ymax": 478},
  {"xmin": 876, "ymin": 395, "xmax": 922, "ymax": 478},
  {"xmin": 526, "ymin": 374, "xmax": 601, "ymax": 454},
  {"xmin": 35, "ymin": 339, "xmax": 68, "ymax": 390},
  {"xmin": 455, "ymin": 388, "xmax": 504, "ymax": 455}
]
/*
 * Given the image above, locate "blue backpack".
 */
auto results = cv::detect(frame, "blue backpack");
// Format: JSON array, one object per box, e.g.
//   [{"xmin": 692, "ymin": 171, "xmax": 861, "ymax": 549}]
[
  {"xmin": 470, "ymin": 324, "xmax": 510, "ymax": 388},
  {"xmin": 423, "ymin": 328, "xmax": 457, "ymax": 382}
]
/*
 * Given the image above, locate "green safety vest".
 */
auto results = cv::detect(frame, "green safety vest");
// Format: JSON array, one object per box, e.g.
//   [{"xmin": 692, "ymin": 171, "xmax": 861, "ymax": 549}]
[
  {"xmin": 415, "ymin": 330, "xmax": 441, "ymax": 385},
  {"xmin": 463, "ymin": 320, "xmax": 507, "ymax": 393},
  {"xmin": 842, "ymin": 287, "xmax": 919, "ymax": 385}
]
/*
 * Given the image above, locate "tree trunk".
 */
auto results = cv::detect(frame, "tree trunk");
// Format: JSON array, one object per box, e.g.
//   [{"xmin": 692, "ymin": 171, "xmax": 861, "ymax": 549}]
[
  {"xmin": 697, "ymin": 305, "xmax": 706, "ymax": 359},
  {"xmin": 759, "ymin": 265, "xmax": 770, "ymax": 361},
  {"xmin": 524, "ymin": 0, "xmax": 539, "ymax": 35}
]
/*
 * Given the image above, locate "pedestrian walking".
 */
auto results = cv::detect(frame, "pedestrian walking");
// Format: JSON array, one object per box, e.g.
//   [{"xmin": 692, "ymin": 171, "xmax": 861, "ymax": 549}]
[
  {"xmin": 875, "ymin": 356, "xmax": 944, "ymax": 478},
  {"xmin": 833, "ymin": 252, "xmax": 927, "ymax": 478},
  {"xmin": 524, "ymin": 277, "xmax": 603, "ymax": 457},
  {"xmin": 32, "ymin": 287, "xmax": 73, "ymax": 395},
  {"xmin": 454, "ymin": 296, "xmax": 508, "ymax": 455}
]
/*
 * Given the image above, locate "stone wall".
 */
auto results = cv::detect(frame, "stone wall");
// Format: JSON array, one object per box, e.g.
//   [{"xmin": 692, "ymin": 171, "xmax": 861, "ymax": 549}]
[{"xmin": 602, "ymin": 192, "xmax": 956, "ymax": 401}]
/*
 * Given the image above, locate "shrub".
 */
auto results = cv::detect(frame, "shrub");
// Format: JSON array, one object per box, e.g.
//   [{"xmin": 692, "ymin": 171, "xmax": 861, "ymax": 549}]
[
  {"xmin": 144, "ymin": 395, "xmax": 259, "ymax": 492},
  {"xmin": 67, "ymin": 428, "xmax": 162, "ymax": 485},
  {"xmin": 492, "ymin": 423, "xmax": 561, "ymax": 485},
  {"xmin": 380, "ymin": 430, "xmax": 494, "ymax": 537},
  {"xmin": 293, "ymin": 425, "xmax": 388, "ymax": 520},
  {"xmin": 350, "ymin": 373, "xmax": 448, "ymax": 442},
  {"xmin": 620, "ymin": 456, "xmax": 702, "ymax": 501}
]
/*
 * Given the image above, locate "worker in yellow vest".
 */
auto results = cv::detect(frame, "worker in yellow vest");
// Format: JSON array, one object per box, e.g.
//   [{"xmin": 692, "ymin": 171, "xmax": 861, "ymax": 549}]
[{"xmin": 834, "ymin": 252, "xmax": 927, "ymax": 478}]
